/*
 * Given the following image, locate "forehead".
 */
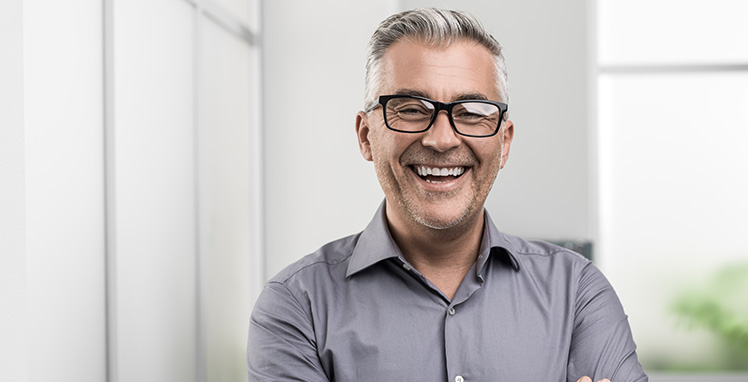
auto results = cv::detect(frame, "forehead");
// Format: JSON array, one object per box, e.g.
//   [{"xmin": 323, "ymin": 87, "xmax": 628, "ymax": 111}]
[{"xmin": 380, "ymin": 39, "xmax": 499, "ymax": 101}]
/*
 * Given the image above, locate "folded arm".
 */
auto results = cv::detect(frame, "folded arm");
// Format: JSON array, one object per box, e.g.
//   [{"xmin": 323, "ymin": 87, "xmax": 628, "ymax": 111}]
[
  {"xmin": 247, "ymin": 282, "xmax": 331, "ymax": 382},
  {"xmin": 567, "ymin": 263, "xmax": 648, "ymax": 382}
]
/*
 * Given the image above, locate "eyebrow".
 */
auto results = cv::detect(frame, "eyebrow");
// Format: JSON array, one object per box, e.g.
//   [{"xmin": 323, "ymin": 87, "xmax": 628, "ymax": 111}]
[
  {"xmin": 392, "ymin": 89, "xmax": 490, "ymax": 102},
  {"xmin": 453, "ymin": 93, "xmax": 489, "ymax": 101},
  {"xmin": 392, "ymin": 89, "xmax": 429, "ymax": 98}
]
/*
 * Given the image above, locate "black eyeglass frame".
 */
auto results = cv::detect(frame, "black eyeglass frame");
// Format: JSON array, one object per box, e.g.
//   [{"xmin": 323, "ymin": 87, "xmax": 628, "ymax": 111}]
[{"xmin": 365, "ymin": 95, "xmax": 509, "ymax": 138}]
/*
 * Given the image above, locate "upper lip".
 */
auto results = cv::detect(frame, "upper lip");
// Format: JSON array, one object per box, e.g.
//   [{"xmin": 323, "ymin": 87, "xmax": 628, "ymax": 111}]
[{"xmin": 400, "ymin": 147, "xmax": 476, "ymax": 173}]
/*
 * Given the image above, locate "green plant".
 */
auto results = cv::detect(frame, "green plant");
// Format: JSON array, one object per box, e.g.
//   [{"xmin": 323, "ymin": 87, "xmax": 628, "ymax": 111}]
[{"xmin": 671, "ymin": 262, "xmax": 748, "ymax": 353}]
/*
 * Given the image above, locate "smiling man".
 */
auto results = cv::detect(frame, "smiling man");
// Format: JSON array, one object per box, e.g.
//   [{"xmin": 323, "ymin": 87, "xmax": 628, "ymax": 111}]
[{"xmin": 247, "ymin": 8, "xmax": 647, "ymax": 382}]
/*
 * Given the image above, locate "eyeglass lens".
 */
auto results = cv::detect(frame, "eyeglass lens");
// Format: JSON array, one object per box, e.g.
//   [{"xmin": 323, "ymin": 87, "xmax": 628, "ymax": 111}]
[{"xmin": 384, "ymin": 97, "xmax": 501, "ymax": 136}]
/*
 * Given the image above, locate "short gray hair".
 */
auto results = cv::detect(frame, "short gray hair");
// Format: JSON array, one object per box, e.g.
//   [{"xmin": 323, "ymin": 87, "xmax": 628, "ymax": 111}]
[{"xmin": 364, "ymin": 8, "xmax": 508, "ymax": 108}]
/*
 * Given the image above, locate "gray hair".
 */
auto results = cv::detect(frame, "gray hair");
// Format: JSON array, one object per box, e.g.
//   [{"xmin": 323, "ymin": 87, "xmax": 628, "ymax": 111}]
[{"xmin": 364, "ymin": 7, "xmax": 509, "ymax": 108}]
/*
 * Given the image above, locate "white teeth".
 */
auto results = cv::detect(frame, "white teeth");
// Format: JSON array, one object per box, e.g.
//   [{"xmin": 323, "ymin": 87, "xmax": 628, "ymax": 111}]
[{"xmin": 415, "ymin": 166, "xmax": 466, "ymax": 177}]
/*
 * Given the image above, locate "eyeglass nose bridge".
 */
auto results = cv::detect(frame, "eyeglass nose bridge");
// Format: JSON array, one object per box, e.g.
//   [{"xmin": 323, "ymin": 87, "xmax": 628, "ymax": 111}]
[{"xmin": 424, "ymin": 100, "xmax": 459, "ymax": 132}]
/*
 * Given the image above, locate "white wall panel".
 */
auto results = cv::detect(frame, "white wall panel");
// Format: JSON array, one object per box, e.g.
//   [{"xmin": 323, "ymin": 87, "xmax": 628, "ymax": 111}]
[
  {"xmin": 112, "ymin": 0, "xmax": 197, "ymax": 380},
  {"xmin": 24, "ymin": 1, "xmax": 106, "ymax": 381},
  {"xmin": 0, "ymin": 0, "xmax": 27, "ymax": 380},
  {"xmin": 197, "ymin": 16, "xmax": 253, "ymax": 382}
]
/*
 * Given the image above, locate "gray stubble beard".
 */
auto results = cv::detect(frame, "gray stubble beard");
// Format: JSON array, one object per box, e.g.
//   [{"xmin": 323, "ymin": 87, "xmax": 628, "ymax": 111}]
[{"xmin": 374, "ymin": 152, "xmax": 501, "ymax": 236}]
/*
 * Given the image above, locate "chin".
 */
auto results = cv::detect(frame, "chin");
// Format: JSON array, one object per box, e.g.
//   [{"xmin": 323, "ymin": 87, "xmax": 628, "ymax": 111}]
[{"xmin": 412, "ymin": 206, "xmax": 473, "ymax": 230}]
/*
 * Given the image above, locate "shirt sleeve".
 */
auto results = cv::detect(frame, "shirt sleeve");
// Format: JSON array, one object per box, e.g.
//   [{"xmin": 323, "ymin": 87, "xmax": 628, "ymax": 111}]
[
  {"xmin": 247, "ymin": 281, "xmax": 331, "ymax": 382},
  {"xmin": 566, "ymin": 262, "xmax": 649, "ymax": 382}
]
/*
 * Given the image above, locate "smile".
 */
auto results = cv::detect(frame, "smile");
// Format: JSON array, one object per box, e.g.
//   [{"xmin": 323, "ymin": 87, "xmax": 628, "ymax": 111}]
[{"xmin": 412, "ymin": 165, "xmax": 466, "ymax": 184}]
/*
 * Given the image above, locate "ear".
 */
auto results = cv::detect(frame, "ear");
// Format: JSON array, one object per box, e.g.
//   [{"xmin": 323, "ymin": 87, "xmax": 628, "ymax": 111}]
[
  {"xmin": 499, "ymin": 119, "xmax": 514, "ymax": 169},
  {"xmin": 356, "ymin": 111, "xmax": 374, "ymax": 162}
]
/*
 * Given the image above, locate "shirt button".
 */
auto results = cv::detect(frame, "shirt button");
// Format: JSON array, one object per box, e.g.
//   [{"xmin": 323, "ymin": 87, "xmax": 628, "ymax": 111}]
[
  {"xmin": 448, "ymin": 307, "xmax": 456, "ymax": 316},
  {"xmin": 402, "ymin": 263, "xmax": 411, "ymax": 271},
  {"xmin": 455, "ymin": 376, "xmax": 464, "ymax": 382}
]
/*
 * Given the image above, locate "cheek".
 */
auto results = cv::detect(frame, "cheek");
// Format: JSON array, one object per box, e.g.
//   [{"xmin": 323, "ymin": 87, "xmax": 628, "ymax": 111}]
[
  {"xmin": 368, "ymin": 131, "xmax": 390, "ymax": 163},
  {"xmin": 369, "ymin": 134, "xmax": 401, "ymax": 176},
  {"xmin": 370, "ymin": 130, "xmax": 411, "ymax": 163},
  {"xmin": 473, "ymin": 140, "xmax": 503, "ymax": 167},
  {"xmin": 474, "ymin": 144, "xmax": 504, "ymax": 189}
]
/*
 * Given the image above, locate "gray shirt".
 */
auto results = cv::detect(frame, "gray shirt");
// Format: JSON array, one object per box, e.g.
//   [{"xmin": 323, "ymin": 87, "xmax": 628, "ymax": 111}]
[{"xmin": 247, "ymin": 203, "xmax": 648, "ymax": 382}]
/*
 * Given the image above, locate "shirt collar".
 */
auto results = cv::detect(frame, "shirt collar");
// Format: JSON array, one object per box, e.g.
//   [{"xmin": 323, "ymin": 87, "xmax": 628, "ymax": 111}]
[
  {"xmin": 346, "ymin": 201, "xmax": 521, "ymax": 278},
  {"xmin": 346, "ymin": 201, "xmax": 404, "ymax": 278},
  {"xmin": 479, "ymin": 209, "xmax": 522, "ymax": 273}
]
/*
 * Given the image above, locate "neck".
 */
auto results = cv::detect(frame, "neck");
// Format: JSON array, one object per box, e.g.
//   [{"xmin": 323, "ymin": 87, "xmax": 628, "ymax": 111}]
[{"xmin": 385, "ymin": 202, "xmax": 485, "ymax": 299}]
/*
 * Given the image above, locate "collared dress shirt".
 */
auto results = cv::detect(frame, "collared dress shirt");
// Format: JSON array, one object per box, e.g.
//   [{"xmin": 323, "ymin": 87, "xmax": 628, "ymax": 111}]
[{"xmin": 247, "ymin": 203, "xmax": 648, "ymax": 382}]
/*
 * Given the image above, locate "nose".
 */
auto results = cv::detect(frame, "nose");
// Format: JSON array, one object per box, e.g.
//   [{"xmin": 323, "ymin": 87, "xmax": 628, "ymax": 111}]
[{"xmin": 421, "ymin": 111, "xmax": 461, "ymax": 152}]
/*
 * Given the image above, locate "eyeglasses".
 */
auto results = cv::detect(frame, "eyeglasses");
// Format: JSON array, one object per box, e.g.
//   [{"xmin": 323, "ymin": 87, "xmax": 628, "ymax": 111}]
[{"xmin": 365, "ymin": 95, "xmax": 508, "ymax": 138}]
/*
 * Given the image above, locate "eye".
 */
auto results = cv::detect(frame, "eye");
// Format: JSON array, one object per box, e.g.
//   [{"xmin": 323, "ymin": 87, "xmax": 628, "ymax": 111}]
[
  {"xmin": 396, "ymin": 105, "xmax": 430, "ymax": 116},
  {"xmin": 453, "ymin": 103, "xmax": 499, "ymax": 123},
  {"xmin": 388, "ymin": 98, "xmax": 434, "ymax": 120},
  {"xmin": 453, "ymin": 110, "xmax": 484, "ymax": 120}
]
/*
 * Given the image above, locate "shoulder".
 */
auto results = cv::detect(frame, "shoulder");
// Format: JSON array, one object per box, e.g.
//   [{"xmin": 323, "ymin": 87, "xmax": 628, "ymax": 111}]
[
  {"xmin": 503, "ymin": 234, "xmax": 619, "ymax": 309},
  {"xmin": 500, "ymin": 231, "xmax": 591, "ymax": 270},
  {"xmin": 268, "ymin": 232, "xmax": 361, "ymax": 285},
  {"xmin": 252, "ymin": 233, "xmax": 363, "ymax": 332},
  {"xmin": 491, "ymin": 232, "xmax": 611, "ymax": 301}
]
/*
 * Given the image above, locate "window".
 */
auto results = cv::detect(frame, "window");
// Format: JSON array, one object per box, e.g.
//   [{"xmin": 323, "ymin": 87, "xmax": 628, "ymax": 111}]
[{"xmin": 596, "ymin": 0, "xmax": 748, "ymax": 373}]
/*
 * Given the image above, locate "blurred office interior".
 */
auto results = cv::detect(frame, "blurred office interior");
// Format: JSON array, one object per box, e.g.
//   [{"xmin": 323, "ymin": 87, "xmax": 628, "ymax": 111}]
[{"xmin": 2, "ymin": 0, "xmax": 747, "ymax": 381}]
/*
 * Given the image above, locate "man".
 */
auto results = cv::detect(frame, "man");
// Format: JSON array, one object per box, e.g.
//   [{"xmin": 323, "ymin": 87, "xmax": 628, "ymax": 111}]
[{"xmin": 248, "ymin": 8, "xmax": 647, "ymax": 382}]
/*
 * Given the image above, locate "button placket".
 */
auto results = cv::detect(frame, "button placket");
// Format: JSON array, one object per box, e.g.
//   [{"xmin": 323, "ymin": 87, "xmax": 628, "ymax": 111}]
[{"xmin": 444, "ymin": 303, "xmax": 465, "ymax": 382}]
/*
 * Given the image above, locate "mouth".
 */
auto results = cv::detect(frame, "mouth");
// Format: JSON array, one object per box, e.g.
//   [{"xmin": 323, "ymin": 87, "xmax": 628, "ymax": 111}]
[{"xmin": 411, "ymin": 165, "xmax": 467, "ymax": 184}]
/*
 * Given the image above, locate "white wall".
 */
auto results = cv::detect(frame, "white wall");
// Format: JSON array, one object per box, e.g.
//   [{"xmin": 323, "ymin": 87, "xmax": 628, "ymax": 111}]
[
  {"xmin": 262, "ymin": 0, "xmax": 398, "ymax": 277},
  {"xmin": 112, "ymin": 1, "xmax": 198, "ymax": 380},
  {"xmin": 19, "ymin": 1, "xmax": 260, "ymax": 381},
  {"xmin": 24, "ymin": 1, "xmax": 107, "ymax": 380},
  {"xmin": 111, "ymin": 1, "xmax": 260, "ymax": 380},
  {"xmin": 0, "ymin": 1, "xmax": 27, "ymax": 381},
  {"xmin": 197, "ymin": 14, "xmax": 257, "ymax": 382},
  {"xmin": 262, "ymin": 0, "xmax": 591, "ymax": 276}
]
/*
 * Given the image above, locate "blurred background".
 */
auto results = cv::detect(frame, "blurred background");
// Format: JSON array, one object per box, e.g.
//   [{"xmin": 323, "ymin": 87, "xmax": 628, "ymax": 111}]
[{"xmin": 2, "ymin": 0, "xmax": 747, "ymax": 381}]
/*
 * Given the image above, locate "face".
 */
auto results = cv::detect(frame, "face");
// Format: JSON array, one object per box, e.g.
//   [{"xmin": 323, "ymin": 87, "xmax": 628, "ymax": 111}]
[{"xmin": 356, "ymin": 39, "xmax": 514, "ymax": 232}]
